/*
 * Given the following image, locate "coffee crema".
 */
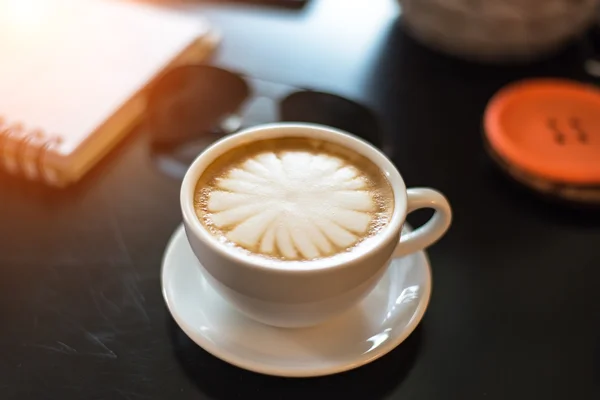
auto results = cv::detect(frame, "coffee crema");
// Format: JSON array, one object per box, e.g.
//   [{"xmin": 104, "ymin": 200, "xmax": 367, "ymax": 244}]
[{"xmin": 194, "ymin": 137, "xmax": 394, "ymax": 261}]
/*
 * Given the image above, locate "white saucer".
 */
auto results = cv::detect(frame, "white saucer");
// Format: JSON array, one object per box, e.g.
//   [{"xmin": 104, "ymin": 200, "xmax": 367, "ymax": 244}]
[{"xmin": 161, "ymin": 224, "xmax": 432, "ymax": 378}]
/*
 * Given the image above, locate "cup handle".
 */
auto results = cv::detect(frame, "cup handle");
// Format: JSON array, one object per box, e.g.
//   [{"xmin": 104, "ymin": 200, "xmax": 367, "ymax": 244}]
[{"xmin": 393, "ymin": 188, "xmax": 452, "ymax": 258}]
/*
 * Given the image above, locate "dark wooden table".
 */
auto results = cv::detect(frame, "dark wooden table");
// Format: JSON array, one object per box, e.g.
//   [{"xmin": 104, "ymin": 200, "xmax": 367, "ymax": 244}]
[{"xmin": 1, "ymin": 1, "xmax": 599, "ymax": 399}]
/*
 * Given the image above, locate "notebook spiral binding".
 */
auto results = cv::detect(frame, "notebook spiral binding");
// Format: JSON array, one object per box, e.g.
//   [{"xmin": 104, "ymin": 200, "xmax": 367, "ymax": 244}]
[{"xmin": 0, "ymin": 116, "xmax": 61, "ymax": 185}]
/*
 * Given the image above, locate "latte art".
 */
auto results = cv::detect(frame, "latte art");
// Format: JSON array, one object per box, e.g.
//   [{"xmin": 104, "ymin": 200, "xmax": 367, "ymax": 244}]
[
  {"xmin": 209, "ymin": 155, "xmax": 374, "ymax": 258},
  {"xmin": 194, "ymin": 138, "xmax": 394, "ymax": 261}
]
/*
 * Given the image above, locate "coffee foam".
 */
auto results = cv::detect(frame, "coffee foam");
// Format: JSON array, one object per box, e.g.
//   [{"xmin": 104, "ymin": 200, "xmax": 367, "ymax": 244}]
[{"xmin": 194, "ymin": 137, "xmax": 394, "ymax": 261}]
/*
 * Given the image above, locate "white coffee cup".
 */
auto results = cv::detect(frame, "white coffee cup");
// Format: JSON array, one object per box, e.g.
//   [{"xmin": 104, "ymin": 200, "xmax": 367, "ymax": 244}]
[{"xmin": 181, "ymin": 123, "xmax": 452, "ymax": 328}]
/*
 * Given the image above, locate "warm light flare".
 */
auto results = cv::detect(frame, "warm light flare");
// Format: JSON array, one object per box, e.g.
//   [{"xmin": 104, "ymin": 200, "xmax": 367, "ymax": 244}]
[{"xmin": 1, "ymin": 0, "xmax": 51, "ymax": 27}]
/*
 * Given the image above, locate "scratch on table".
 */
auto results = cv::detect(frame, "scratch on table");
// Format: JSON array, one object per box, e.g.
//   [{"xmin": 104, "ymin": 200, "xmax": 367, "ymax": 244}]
[
  {"xmin": 56, "ymin": 341, "xmax": 77, "ymax": 353},
  {"xmin": 30, "ymin": 308, "xmax": 119, "ymax": 358},
  {"xmin": 109, "ymin": 212, "xmax": 133, "ymax": 265},
  {"xmin": 84, "ymin": 331, "xmax": 118, "ymax": 359},
  {"xmin": 124, "ymin": 277, "xmax": 150, "ymax": 322},
  {"xmin": 99, "ymin": 290, "xmax": 121, "ymax": 312},
  {"xmin": 23, "ymin": 342, "xmax": 76, "ymax": 355},
  {"xmin": 90, "ymin": 292, "xmax": 114, "ymax": 324},
  {"xmin": 23, "ymin": 340, "xmax": 117, "ymax": 359},
  {"xmin": 90, "ymin": 288, "xmax": 121, "ymax": 318}
]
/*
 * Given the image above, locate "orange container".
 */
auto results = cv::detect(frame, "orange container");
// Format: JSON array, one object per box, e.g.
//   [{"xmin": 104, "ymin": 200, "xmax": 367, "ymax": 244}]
[{"xmin": 485, "ymin": 79, "xmax": 600, "ymax": 186}]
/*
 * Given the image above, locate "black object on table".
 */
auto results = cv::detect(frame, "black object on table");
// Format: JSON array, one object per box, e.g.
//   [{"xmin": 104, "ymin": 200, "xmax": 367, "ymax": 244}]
[
  {"xmin": 1, "ymin": 1, "xmax": 599, "ymax": 399},
  {"xmin": 146, "ymin": 64, "xmax": 385, "ymax": 179}
]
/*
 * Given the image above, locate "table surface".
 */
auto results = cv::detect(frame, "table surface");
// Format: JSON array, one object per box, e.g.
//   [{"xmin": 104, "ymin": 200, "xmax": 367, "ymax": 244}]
[{"xmin": 1, "ymin": 1, "xmax": 600, "ymax": 399}]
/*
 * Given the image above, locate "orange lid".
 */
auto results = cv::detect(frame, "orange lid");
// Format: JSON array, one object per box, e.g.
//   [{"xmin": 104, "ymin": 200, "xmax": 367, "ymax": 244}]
[{"xmin": 484, "ymin": 79, "xmax": 600, "ymax": 185}]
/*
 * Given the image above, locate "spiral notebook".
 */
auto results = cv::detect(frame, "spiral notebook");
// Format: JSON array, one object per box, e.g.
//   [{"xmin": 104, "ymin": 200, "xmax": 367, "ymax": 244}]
[{"xmin": 0, "ymin": 0, "xmax": 218, "ymax": 187}]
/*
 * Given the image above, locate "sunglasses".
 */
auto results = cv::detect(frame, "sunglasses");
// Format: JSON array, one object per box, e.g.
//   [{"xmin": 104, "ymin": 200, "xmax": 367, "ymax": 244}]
[{"xmin": 144, "ymin": 65, "xmax": 390, "ymax": 179}]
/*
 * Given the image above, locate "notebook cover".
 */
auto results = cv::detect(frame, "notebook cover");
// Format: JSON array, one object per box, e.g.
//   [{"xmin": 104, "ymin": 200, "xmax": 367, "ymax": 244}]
[{"xmin": 0, "ymin": 0, "xmax": 218, "ymax": 185}]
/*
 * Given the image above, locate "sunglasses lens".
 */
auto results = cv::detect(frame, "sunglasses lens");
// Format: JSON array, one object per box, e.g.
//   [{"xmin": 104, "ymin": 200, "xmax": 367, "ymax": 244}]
[
  {"xmin": 146, "ymin": 65, "xmax": 250, "ymax": 180},
  {"xmin": 279, "ymin": 91, "xmax": 383, "ymax": 149},
  {"xmin": 146, "ymin": 65, "xmax": 250, "ymax": 147}
]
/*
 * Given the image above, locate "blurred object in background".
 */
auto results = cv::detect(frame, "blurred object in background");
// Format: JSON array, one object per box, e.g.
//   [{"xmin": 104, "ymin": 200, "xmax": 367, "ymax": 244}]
[
  {"xmin": 0, "ymin": 0, "xmax": 216, "ymax": 188},
  {"xmin": 134, "ymin": 0, "xmax": 309, "ymax": 9},
  {"xmin": 584, "ymin": 8, "xmax": 600, "ymax": 77},
  {"xmin": 399, "ymin": 0, "xmax": 599, "ymax": 63},
  {"xmin": 146, "ymin": 65, "xmax": 385, "ymax": 180},
  {"xmin": 208, "ymin": 0, "xmax": 308, "ymax": 8},
  {"xmin": 483, "ymin": 79, "xmax": 600, "ymax": 206}
]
